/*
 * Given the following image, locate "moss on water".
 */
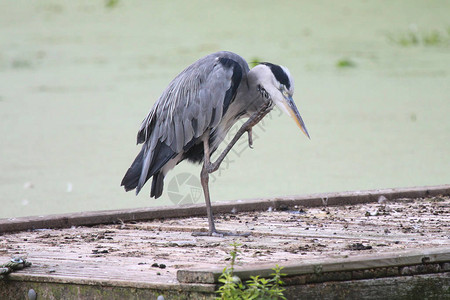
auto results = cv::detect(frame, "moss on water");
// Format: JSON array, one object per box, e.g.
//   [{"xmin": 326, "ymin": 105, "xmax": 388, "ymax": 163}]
[
  {"xmin": 1, "ymin": 1, "xmax": 450, "ymax": 218},
  {"xmin": 386, "ymin": 28, "xmax": 450, "ymax": 47},
  {"xmin": 336, "ymin": 59, "xmax": 356, "ymax": 68}
]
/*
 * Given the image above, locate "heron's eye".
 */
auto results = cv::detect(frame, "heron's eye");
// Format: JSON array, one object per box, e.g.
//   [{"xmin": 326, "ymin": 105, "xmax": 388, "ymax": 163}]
[{"xmin": 279, "ymin": 85, "xmax": 289, "ymax": 97}]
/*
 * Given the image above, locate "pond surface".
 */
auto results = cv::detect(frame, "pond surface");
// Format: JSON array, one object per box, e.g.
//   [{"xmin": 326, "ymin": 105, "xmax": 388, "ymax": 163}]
[{"xmin": 1, "ymin": 1, "xmax": 449, "ymax": 218}]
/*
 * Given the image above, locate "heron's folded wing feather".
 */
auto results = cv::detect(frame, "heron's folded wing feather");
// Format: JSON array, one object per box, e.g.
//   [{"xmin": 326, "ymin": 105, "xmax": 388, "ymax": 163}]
[{"xmin": 138, "ymin": 52, "xmax": 248, "ymax": 156}]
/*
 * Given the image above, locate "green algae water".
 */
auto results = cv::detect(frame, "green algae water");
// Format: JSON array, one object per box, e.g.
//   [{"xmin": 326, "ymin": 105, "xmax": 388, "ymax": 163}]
[{"xmin": 1, "ymin": 1, "xmax": 449, "ymax": 218}]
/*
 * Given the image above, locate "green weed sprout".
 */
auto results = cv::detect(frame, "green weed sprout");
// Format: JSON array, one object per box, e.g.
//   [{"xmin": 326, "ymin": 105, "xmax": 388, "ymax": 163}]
[{"xmin": 216, "ymin": 242, "xmax": 287, "ymax": 300}]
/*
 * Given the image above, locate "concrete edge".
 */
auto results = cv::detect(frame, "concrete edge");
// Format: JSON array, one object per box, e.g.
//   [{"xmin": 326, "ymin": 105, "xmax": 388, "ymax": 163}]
[{"xmin": 7, "ymin": 273, "xmax": 216, "ymax": 292}]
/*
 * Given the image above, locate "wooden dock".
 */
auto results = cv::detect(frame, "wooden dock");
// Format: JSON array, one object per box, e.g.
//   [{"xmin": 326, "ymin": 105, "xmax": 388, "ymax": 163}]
[{"xmin": 1, "ymin": 185, "xmax": 449, "ymax": 299}]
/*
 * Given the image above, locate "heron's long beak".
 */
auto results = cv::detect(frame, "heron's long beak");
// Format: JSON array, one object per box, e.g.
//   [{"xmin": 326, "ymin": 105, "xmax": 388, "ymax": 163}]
[{"xmin": 282, "ymin": 96, "xmax": 310, "ymax": 139}]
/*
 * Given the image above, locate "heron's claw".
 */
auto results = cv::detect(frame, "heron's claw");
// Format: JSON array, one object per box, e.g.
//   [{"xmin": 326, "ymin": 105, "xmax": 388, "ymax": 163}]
[
  {"xmin": 192, "ymin": 230, "xmax": 251, "ymax": 237},
  {"xmin": 247, "ymin": 128, "xmax": 253, "ymax": 149}
]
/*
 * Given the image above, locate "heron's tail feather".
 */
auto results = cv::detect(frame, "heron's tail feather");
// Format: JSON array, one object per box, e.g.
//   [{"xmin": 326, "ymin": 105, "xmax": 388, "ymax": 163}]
[
  {"xmin": 121, "ymin": 148, "xmax": 148, "ymax": 194},
  {"xmin": 137, "ymin": 145, "xmax": 155, "ymax": 195},
  {"xmin": 121, "ymin": 141, "xmax": 177, "ymax": 197},
  {"xmin": 150, "ymin": 171, "xmax": 164, "ymax": 199}
]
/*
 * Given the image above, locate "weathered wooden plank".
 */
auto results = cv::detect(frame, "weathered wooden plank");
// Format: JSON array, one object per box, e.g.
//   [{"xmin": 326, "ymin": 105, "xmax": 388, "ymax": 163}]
[
  {"xmin": 1, "ymin": 184, "xmax": 449, "ymax": 233},
  {"xmin": 177, "ymin": 247, "xmax": 450, "ymax": 283},
  {"xmin": 127, "ymin": 222, "xmax": 431, "ymax": 242}
]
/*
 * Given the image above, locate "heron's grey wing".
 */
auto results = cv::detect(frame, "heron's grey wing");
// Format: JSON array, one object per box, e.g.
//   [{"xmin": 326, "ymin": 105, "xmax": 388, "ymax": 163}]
[
  {"xmin": 155, "ymin": 56, "xmax": 246, "ymax": 153},
  {"xmin": 134, "ymin": 52, "xmax": 248, "ymax": 193}
]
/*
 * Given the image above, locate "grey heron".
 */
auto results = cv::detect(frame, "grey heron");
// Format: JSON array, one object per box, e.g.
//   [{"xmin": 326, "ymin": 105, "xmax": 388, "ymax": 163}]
[{"xmin": 121, "ymin": 51, "xmax": 309, "ymax": 236}]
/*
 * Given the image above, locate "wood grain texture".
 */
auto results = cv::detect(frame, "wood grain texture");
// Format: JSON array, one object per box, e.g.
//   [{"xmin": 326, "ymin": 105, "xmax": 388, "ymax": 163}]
[{"xmin": 0, "ymin": 194, "xmax": 449, "ymax": 299}]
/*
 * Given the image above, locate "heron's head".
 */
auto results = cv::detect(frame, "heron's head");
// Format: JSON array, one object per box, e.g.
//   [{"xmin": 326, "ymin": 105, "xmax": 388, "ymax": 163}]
[{"xmin": 252, "ymin": 63, "xmax": 310, "ymax": 139}]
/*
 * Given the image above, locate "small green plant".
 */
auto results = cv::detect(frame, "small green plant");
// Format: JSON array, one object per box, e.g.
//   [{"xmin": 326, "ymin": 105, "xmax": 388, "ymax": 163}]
[{"xmin": 216, "ymin": 242, "xmax": 287, "ymax": 300}]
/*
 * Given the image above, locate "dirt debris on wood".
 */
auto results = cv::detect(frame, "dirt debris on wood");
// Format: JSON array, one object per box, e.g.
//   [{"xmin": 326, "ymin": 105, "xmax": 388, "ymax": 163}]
[{"xmin": 0, "ymin": 196, "xmax": 448, "ymax": 284}]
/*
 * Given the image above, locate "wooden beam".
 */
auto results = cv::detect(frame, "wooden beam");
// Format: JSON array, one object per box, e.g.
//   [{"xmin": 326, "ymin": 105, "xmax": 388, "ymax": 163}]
[
  {"xmin": 1, "ymin": 184, "xmax": 449, "ymax": 233},
  {"xmin": 177, "ymin": 247, "xmax": 450, "ymax": 284}
]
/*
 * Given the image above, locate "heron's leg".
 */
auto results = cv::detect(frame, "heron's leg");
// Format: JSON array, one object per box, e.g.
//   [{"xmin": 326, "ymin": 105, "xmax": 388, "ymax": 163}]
[
  {"xmin": 192, "ymin": 102, "xmax": 272, "ymax": 237},
  {"xmin": 199, "ymin": 138, "xmax": 216, "ymax": 234},
  {"xmin": 205, "ymin": 100, "xmax": 273, "ymax": 174},
  {"xmin": 193, "ymin": 136, "xmax": 251, "ymax": 237}
]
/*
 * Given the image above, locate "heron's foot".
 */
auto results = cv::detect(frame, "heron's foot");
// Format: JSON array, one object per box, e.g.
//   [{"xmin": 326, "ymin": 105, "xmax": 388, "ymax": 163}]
[
  {"xmin": 247, "ymin": 128, "xmax": 253, "ymax": 149},
  {"xmin": 192, "ymin": 230, "xmax": 251, "ymax": 237},
  {"xmin": 247, "ymin": 100, "xmax": 273, "ymax": 128}
]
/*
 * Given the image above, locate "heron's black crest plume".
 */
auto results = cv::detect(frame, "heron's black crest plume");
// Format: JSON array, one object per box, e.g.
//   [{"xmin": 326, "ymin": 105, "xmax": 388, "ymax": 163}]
[{"xmin": 260, "ymin": 62, "xmax": 291, "ymax": 89}]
